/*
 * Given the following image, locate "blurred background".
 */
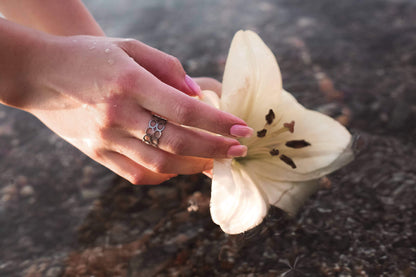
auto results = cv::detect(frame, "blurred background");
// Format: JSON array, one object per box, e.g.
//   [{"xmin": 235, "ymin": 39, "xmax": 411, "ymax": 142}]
[{"xmin": 0, "ymin": 0, "xmax": 415, "ymax": 276}]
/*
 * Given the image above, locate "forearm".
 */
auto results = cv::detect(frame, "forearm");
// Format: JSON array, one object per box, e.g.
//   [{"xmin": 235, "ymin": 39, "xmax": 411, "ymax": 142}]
[
  {"xmin": 0, "ymin": 18, "xmax": 46, "ymax": 108},
  {"xmin": 0, "ymin": 0, "xmax": 104, "ymax": 36}
]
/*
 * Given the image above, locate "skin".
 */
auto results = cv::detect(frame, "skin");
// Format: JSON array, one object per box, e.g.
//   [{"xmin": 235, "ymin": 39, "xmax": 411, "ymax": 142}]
[
  {"xmin": 0, "ymin": 1, "xmax": 250, "ymax": 185},
  {"xmin": 0, "ymin": 0, "xmax": 105, "ymax": 36}
]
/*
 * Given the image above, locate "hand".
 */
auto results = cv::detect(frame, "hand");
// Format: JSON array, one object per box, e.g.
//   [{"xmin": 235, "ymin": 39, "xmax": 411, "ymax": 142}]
[{"xmin": 20, "ymin": 35, "xmax": 252, "ymax": 184}]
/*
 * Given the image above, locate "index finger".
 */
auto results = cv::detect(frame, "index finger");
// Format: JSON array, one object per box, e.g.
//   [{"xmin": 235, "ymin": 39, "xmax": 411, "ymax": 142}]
[{"xmin": 136, "ymin": 69, "xmax": 253, "ymax": 138}]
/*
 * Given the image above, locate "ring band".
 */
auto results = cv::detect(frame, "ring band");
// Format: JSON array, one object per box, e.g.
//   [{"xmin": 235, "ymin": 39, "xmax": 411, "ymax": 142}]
[{"xmin": 143, "ymin": 115, "xmax": 167, "ymax": 147}]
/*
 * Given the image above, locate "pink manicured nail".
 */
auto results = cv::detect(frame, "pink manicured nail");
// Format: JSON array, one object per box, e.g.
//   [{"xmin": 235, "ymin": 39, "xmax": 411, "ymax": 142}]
[
  {"xmin": 230, "ymin": 124, "xmax": 254, "ymax": 138},
  {"xmin": 227, "ymin": 145, "xmax": 247, "ymax": 158},
  {"xmin": 185, "ymin": 75, "xmax": 202, "ymax": 96}
]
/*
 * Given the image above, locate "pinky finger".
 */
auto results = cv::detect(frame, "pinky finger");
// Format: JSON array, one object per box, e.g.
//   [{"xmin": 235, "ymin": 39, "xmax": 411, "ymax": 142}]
[{"xmin": 103, "ymin": 151, "xmax": 177, "ymax": 185}]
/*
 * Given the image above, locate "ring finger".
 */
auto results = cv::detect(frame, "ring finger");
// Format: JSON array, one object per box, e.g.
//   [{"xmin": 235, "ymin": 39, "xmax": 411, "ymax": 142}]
[
  {"xmin": 115, "ymin": 106, "xmax": 248, "ymax": 159},
  {"xmin": 112, "ymin": 134, "xmax": 214, "ymax": 174}
]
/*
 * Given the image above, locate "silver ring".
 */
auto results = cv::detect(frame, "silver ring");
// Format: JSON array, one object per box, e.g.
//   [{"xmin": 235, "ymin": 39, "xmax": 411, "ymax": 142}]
[{"xmin": 143, "ymin": 115, "xmax": 167, "ymax": 147}]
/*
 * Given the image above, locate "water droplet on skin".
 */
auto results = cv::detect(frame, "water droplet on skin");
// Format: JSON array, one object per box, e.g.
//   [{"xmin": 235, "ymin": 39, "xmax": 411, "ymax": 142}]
[
  {"xmin": 107, "ymin": 59, "xmax": 114, "ymax": 65},
  {"xmin": 89, "ymin": 45, "xmax": 96, "ymax": 50},
  {"xmin": 104, "ymin": 48, "xmax": 111, "ymax": 53}
]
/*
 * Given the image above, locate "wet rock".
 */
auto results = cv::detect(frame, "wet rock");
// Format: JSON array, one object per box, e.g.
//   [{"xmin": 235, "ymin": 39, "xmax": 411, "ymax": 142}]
[
  {"xmin": 148, "ymin": 186, "xmax": 178, "ymax": 201},
  {"xmin": 80, "ymin": 188, "xmax": 100, "ymax": 200},
  {"xmin": 389, "ymin": 100, "xmax": 411, "ymax": 130},
  {"xmin": 45, "ymin": 266, "xmax": 62, "ymax": 277}
]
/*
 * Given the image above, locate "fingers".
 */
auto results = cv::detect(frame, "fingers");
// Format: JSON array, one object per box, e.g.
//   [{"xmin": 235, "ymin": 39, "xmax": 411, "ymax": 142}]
[
  {"xmin": 130, "ymin": 71, "xmax": 253, "ymax": 138},
  {"xmin": 114, "ymin": 136, "xmax": 214, "ymax": 175},
  {"xmin": 194, "ymin": 77, "xmax": 222, "ymax": 97},
  {"xmin": 115, "ymin": 106, "xmax": 245, "ymax": 159},
  {"xmin": 102, "ymin": 151, "xmax": 176, "ymax": 185},
  {"xmin": 118, "ymin": 39, "xmax": 201, "ymax": 96},
  {"xmin": 160, "ymin": 122, "xmax": 247, "ymax": 159},
  {"xmin": 117, "ymin": 39, "xmax": 253, "ymax": 138}
]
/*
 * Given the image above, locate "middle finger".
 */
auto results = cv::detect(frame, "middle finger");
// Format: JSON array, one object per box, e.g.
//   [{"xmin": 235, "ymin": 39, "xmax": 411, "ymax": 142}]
[{"xmin": 118, "ymin": 107, "xmax": 248, "ymax": 159}]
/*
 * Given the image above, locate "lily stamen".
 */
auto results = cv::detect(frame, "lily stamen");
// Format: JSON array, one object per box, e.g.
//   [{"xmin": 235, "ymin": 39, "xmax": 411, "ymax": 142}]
[
  {"xmin": 252, "ymin": 120, "xmax": 296, "ymax": 151},
  {"xmin": 268, "ymin": 120, "xmax": 295, "ymax": 138},
  {"xmin": 280, "ymin": 154, "xmax": 297, "ymax": 169},
  {"xmin": 285, "ymin": 140, "xmax": 311, "ymax": 148}
]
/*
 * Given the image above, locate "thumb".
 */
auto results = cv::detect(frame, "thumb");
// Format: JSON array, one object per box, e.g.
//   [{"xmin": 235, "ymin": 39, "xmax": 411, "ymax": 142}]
[{"xmin": 118, "ymin": 39, "xmax": 201, "ymax": 96}]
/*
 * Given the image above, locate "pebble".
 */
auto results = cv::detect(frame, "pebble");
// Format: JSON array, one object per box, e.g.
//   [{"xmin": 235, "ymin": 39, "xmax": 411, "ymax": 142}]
[
  {"xmin": 81, "ymin": 188, "xmax": 100, "ymax": 200},
  {"xmin": 148, "ymin": 186, "xmax": 178, "ymax": 201},
  {"xmin": 45, "ymin": 266, "xmax": 61, "ymax": 277},
  {"xmin": 18, "ymin": 236, "xmax": 33, "ymax": 248},
  {"xmin": 20, "ymin": 185, "xmax": 34, "ymax": 197}
]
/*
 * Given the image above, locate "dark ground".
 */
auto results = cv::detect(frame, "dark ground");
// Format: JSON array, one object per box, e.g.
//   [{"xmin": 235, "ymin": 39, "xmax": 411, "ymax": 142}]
[{"xmin": 0, "ymin": 0, "xmax": 415, "ymax": 276}]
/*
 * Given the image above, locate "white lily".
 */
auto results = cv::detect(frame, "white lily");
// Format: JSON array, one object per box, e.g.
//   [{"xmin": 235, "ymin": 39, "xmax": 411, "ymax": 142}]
[{"xmin": 202, "ymin": 30, "xmax": 353, "ymax": 234}]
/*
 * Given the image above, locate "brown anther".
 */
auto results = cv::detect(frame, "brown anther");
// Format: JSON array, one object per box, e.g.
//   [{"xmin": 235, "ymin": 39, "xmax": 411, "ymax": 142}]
[
  {"xmin": 269, "ymin": 148, "xmax": 280, "ymax": 156},
  {"xmin": 280, "ymin": 155, "xmax": 297, "ymax": 169},
  {"xmin": 283, "ymin": 121, "xmax": 295, "ymax": 133},
  {"xmin": 285, "ymin": 140, "xmax": 311, "ymax": 148},
  {"xmin": 257, "ymin": 129, "xmax": 267, "ymax": 137},
  {"xmin": 266, "ymin": 109, "xmax": 275, "ymax": 125}
]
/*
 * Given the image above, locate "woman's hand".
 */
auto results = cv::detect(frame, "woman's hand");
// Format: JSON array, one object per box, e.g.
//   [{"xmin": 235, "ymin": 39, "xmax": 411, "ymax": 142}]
[{"xmin": 19, "ymin": 34, "xmax": 252, "ymax": 185}]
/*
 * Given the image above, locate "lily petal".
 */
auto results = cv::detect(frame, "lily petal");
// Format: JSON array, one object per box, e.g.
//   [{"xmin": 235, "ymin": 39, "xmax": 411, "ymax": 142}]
[
  {"xmin": 210, "ymin": 159, "xmax": 268, "ymax": 234},
  {"xmin": 221, "ymin": 30, "xmax": 282, "ymax": 135},
  {"xmin": 244, "ymin": 90, "xmax": 353, "ymax": 182},
  {"xmin": 266, "ymin": 180, "xmax": 320, "ymax": 216},
  {"xmin": 247, "ymin": 167, "xmax": 320, "ymax": 215}
]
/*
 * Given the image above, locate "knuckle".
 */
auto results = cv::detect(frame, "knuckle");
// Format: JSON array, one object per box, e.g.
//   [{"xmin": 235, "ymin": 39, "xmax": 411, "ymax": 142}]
[
  {"xmin": 166, "ymin": 135, "xmax": 187, "ymax": 155},
  {"xmin": 116, "ymin": 67, "xmax": 141, "ymax": 92},
  {"xmin": 209, "ymin": 112, "xmax": 234, "ymax": 135},
  {"xmin": 164, "ymin": 55, "xmax": 183, "ymax": 73},
  {"xmin": 90, "ymin": 147, "xmax": 104, "ymax": 161},
  {"xmin": 120, "ymin": 38, "xmax": 137, "ymax": 47},
  {"xmin": 214, "ymin": 113, "xmax": 230, "ymax": 130},
  {"xmin": 99, "ymin": 104, "xmax": 118, "ymax": 128},
  {"xmin": 121, "ymin": 38, "xmax": 143, "ymax": 52},
  {"xmin": 150, "ymin": 156, "xmax": 171, "ymax": 174},
  {"xmin": 173, "ymin": 101, "xmax": 196, "ymax": 125},
  {"xmin": 207, "ymin": 140, "xmax": 226, "ymax": 157},
  {"xmin": 95, "ymin": 125, "xmax": 110, "ymax": 143}
]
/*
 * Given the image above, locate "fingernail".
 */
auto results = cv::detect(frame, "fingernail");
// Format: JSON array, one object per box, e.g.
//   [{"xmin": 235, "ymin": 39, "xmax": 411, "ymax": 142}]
[
  {"xmin": 185, "ymin": 75, "xmax": 202, "ymax": 96},
  {"xmin": 227, "ymin": 145, "xmax": 247, "ymax": 158},
  {"xmin": 230, "ymin": 124, "xmax": 253, "ymax": 138}
]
